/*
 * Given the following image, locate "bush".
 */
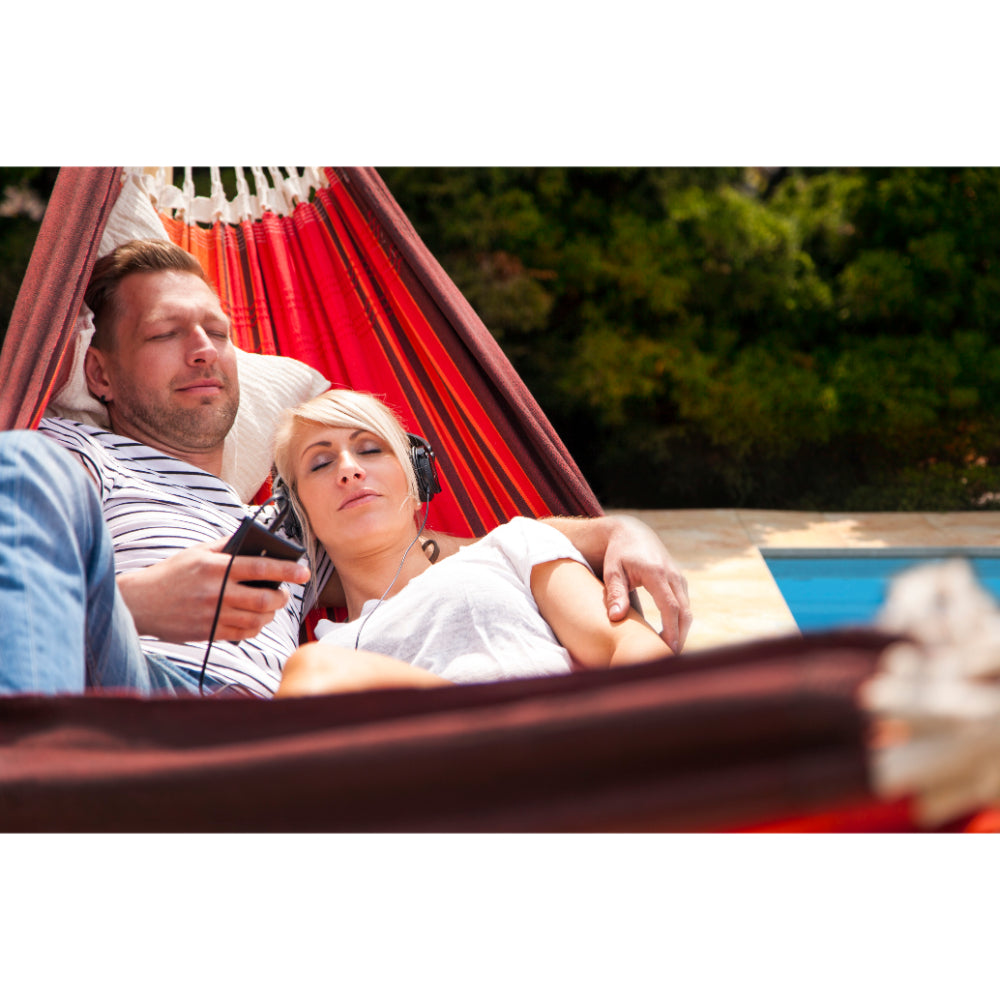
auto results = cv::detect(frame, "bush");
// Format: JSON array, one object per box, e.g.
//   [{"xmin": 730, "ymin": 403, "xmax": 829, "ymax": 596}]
[{"xmin": 381, "ymin": 166, "xmax": 1000, "ymax": 510}]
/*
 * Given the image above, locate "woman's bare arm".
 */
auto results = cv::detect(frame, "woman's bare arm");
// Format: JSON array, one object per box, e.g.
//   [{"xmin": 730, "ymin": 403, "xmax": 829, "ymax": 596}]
[
  {"xmin": 276, "ymin": 642, "xmax": 453, "ymax": 697},
  {"xmin": 530, "ymin": 558, "xmax": 672, "ymax": 670}
]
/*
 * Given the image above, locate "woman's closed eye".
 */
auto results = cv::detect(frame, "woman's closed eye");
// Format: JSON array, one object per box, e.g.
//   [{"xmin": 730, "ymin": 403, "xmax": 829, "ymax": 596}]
[
  {"xmin": 352, "ymin": 434, "xmax": 386, "ymax": 456},
  {"xmin": 307, "ymin": 447, "xmax": 381, "ymax": 474},
  {"xmin": 305, "ymin": 452, "xmax": 334, "ymax": 474}
]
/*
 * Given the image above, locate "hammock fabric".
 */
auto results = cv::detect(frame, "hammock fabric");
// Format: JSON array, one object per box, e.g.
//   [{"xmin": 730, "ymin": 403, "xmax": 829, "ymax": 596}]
[
  {"xmin": 156, "ymin": 169, "xmax": 599, "ymax": 534},
  {"xmin": 0, "ymin": 168, "xmax": 122, "ymax": 432},
  {"xmin": 1, "ymin": 631, "xmax": 912, "ymax": 833},
  {"xmin": 165, "ymin": 169, "xmax": 604, "ymax": 535},
  {"xmin": 0, "ymin": 167, "xmax": 984, "ymax": 832}
]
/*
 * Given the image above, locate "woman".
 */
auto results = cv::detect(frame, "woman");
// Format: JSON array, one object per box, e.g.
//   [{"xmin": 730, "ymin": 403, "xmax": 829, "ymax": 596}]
[{"xmin": 271, "ymin": 389, "xmax": 670, "ymax": 696}]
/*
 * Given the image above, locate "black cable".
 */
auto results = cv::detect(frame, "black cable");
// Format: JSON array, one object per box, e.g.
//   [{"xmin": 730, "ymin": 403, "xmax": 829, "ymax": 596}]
[
  {"xmin": 198, "ymin": 495, "xmax": 277, "ymax": 697},
  {"xmin": 353, "ymin": 500, "xmax": 431, "ymax": 651}
]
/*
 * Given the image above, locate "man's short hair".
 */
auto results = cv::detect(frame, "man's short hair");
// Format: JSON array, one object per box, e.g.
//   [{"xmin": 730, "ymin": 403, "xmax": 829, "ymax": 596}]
[{"xmin": 85, "ymin": 239, "xmax": 209, "ymax": 351}]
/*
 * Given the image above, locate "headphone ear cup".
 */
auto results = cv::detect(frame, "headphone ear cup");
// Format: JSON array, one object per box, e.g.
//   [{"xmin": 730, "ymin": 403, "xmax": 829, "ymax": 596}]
[
  {"xmin": 407, "ymin": 434, "xmax": 441, "ymax": 503},
  {"xmin": 271, "ymin": 474, "xmax": 304, "ymax": 542}
]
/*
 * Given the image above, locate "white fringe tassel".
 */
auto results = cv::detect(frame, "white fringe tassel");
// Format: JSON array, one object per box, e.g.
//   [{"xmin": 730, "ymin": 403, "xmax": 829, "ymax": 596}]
[
  {"xmin": 133, "ymin": 166, "xmax": 328, "ymax": 225},
  {"xmin": 865, "ymin": 558, "xmax": 1000, "ymax": 826}
]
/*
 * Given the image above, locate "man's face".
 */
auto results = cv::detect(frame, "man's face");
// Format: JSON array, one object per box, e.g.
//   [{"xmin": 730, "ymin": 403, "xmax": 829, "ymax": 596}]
[{"xmin": 86, "ymin": 269, "xmax": 240, "ymax": 464}]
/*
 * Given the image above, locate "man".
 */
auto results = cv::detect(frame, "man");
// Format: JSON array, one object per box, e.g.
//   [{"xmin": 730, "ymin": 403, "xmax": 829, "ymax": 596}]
[{"xmin": 1, "ymin": 239, "xmax": 691, "ymax": 696}]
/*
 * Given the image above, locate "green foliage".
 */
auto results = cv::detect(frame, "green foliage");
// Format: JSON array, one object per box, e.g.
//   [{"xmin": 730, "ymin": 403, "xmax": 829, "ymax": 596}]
[
  {"xmin": 380, "ymin": 166, "xmax": 1000, "ymax": 510},
  {"xmin": 0, "ymin": 167, "xmax": 58, "ymax": 343}
]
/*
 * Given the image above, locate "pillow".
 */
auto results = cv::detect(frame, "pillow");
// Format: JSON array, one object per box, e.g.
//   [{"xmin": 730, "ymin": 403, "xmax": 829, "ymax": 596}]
[
  {"xmin": 100, "ymin": 169, "xmax": 171, "ymax": 252},
  {"xmin": 221, "ymin": 349, "xmax": 330, "ymax": 501},
  {"xmin": 45, "ymin": 170, "xmax": 331, "ymax": 502}
]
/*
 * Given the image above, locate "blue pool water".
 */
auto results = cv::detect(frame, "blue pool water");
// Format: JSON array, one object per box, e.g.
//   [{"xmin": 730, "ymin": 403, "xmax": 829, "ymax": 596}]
[{"xmin": 764, "ymin": 553, "xmax": 1000, "ymax": 630}]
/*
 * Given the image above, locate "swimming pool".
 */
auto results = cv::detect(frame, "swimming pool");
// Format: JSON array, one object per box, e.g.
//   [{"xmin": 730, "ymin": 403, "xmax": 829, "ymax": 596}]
[{"xmin": 763, "ymin": 550, "xmax": 1000, "ymax": 630}]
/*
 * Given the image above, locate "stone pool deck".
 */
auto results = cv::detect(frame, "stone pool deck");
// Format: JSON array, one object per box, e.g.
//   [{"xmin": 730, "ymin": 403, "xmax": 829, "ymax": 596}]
[{"xmin": 608, "ymin": 509, "xmax": 1000, "ymax": 652}]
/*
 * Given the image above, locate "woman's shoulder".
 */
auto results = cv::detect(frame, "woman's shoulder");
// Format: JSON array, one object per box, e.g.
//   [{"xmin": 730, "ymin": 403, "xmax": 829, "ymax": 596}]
[{"xmin": 477, "ymin": 517, "xmax": 590, "ymax": 570}]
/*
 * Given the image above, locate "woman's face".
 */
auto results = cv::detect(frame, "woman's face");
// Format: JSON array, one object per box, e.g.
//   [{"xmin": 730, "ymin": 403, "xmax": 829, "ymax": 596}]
[{"xmin": 293, "ymin": 423, "xmax": 415, "ymax": 557}]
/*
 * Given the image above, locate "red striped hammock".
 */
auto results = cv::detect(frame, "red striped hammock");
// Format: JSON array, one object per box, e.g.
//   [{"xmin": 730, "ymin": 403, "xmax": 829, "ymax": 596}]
[
  {"xmin": 1, "ymin": 167, "xmax": 600, "ymax": 535},
  {"xmin": 1, "ymin": 166, "xmax": 993, "ymax": 832},
  {"xmin": 159, "ymin": 168, "xmax": 602, "ymax": 534}
]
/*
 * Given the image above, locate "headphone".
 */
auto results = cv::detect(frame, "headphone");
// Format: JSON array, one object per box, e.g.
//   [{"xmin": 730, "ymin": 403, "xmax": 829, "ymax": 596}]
[
  {"xmin": 271, "ymin": 431, "xmax": 441, "ymax": 540},
  {"xmin": 408, "ymin": 433, "xmax": 442, "ymax": 503}
]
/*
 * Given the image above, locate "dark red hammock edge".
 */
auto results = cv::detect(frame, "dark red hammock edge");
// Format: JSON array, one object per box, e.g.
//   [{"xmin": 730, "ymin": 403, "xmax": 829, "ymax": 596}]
[
  {"xmin": 0, "ymin": 631, "xmax": 909, "ymax": 833},
  {"xmin": 0, "ymin": 167, "xmax": 990, "ymax": 833},
  {"xmin": 0, "ymin": 168, "xmax": 123, "ymax": 432}
]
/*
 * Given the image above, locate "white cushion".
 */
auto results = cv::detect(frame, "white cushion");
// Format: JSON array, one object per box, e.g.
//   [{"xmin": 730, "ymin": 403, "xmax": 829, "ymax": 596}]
[{"xmin": 221, "ymin": 349, "xmax": 330, "ymax": 501}]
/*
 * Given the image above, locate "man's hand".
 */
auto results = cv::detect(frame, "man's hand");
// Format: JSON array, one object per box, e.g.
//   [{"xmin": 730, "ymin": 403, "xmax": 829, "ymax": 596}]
[
  {"xmin": 117, "ymin": 538, "xmax": 311, "ymax": 644},
  {"xmin": 542, "ymin": 514, "xmax": 692, "ymax": 654},
  {"xmin": 601, "ymin": 515, "xmax": 691, "ymax": 653}
]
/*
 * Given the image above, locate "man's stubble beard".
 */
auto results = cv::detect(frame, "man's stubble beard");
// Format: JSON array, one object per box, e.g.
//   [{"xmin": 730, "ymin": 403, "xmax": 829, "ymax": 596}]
[{"xmin": 112, "ymin": 375, "xmax": 240, "ymax": 453}]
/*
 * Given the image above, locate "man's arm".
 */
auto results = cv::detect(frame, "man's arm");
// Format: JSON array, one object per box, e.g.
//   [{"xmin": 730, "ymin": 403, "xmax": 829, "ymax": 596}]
[
  {"xmin": 539, "ymin": 515, "xmax": 692, "ymax": 653},
  {"xmin": 117, "ymin": 538, "xmax": 310, "ymax": 643},
  {"xmin": 55, "ymin": 442, "xmax": 312, "ymax": 644}
]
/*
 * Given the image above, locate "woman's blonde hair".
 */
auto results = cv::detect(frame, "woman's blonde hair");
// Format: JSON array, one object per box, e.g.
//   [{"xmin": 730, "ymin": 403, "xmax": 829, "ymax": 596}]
[{"xmin": 272, "ymin": 389, "xmax": 420, "ymax": 570}]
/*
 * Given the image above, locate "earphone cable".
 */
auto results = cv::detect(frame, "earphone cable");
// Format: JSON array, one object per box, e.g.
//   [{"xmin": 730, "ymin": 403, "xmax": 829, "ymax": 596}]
[
  {"xmin": 198, "ymin": 495, "xmax": 278, "ymax": 697},
  {"xmin": 354, "ymin": 499, "xmax": 431, "ymax": 651},
  {"xmin": 198, "ymin": 554, "xmax": 239, "ymax": 696}
]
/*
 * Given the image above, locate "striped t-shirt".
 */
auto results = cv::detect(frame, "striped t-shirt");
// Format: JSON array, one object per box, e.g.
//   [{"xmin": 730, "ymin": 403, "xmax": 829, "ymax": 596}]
[{"xmin": 39, "ymin": 417, "xmax": 327, "ymax": 697}]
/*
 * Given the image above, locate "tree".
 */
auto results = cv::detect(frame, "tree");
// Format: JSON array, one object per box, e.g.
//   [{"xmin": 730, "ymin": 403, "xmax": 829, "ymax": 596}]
[
  {"xmin": 0, "ymin": 167, "xmax": 57, "ymax": 345},
  {"xmin": 380, "ymin": 167, "xmax": 1000, "ymax": 510}
]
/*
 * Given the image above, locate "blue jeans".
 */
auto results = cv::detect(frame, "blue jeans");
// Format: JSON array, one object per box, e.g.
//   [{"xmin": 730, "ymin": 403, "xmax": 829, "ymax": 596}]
[{"xmin": 0, "ymin": 431, "xmax": 199, "ymax": 696}]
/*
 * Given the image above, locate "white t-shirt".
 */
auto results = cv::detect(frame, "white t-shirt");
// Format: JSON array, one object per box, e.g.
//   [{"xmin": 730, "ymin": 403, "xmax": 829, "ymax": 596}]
[
  {"xmin": 39, "ymin": 417, "xmax": 331, "ymax": 697},
  {"xmin": 314, "ymin": 517, "xmax": 592, "ymax": 683}
]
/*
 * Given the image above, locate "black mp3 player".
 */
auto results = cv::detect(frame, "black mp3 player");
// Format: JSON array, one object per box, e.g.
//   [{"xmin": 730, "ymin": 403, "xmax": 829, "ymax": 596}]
[{"xmin": 222, "ymin": 517, "xmax": 306, "ymax": 589}]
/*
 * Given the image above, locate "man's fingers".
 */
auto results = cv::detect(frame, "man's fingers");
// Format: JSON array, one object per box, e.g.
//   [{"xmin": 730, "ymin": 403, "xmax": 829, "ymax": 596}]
[
  {"xmin": 227, "ymin": 554, "xmax": 310, "ymax": 588},
  {"xmin": 202, "ymin": 558, "xmax": 301, "ymax": 642},
  {"xmin": 224, "ymin": 581, "xmax": 291, "ymax": 613},
  {"xmin": 213, "ymin": 610, "xmax": 279, "ymax": 641},
  {"xmin": 658, "ymin": 609, "xmax": 689, "ymax": 655},
  {"xmin": 603, "ymin": 567, "xmax": 631, "ymax": 620},
  {"xmin": 212, "ymin": 592, "xmax": 288, "ymax": 640},
  {"xmin": 677, "ymin": 606, "xmax": 693, "ymax": 651},
  {"xmin": 655, "ymin": 574, "xmax": 693, "ymax": 653},
  {"xmin": 653, "ymin": 594, "xmax": 682, "ymax": 653},
  {"xmin": 205, "ymin": 535, "xmax": 311, "ymax": 586}
]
